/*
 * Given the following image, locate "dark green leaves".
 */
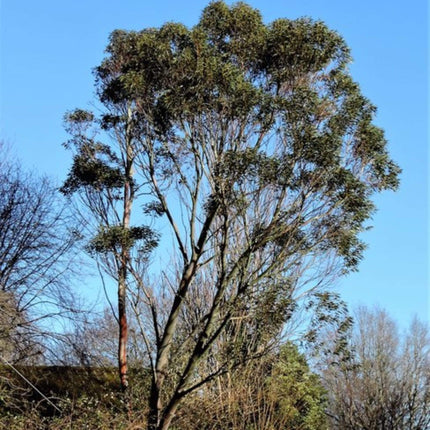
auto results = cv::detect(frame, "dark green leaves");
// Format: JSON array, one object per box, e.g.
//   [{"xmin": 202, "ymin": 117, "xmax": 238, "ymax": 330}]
[
  {"xmin": 199, "ymin": 1, "xmax": 266, "ymax": 67},
  {"xmin": 89, "ymin": 225, "xmax": 159, "ymax": 254},
  {"xmin": 61, "ymin": 109, "xmax": 126, "ymax": 194},
  {"xmin": 265, "ymin": 18, "xmax": 350, "ymax": 83},
  {"xmin": 218, "ymin": 148, "xmax": 281, "ymax": 184},
  {"xmin": 61, "ymin": 153, "xmax": 124, "ymax": 194},
  {"xmin": 65, "ymin": 1, "xmax": 400, "ymax": 276}
]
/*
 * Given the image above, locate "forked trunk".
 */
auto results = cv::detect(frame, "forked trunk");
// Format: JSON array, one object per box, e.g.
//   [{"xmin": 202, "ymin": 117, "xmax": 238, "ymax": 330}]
[
  {"xmin": 147, "ymin": 385, "xmax": 180, "ymax": 430},
  {"xmin": 157, "ymin": 402, "xmax": 179, "ymax": 430}
]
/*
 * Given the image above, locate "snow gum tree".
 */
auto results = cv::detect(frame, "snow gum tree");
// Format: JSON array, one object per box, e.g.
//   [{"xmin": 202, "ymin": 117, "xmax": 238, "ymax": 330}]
[{"xmin": 62, "ymin": 2, "xmax": 400, "ymax": 428}]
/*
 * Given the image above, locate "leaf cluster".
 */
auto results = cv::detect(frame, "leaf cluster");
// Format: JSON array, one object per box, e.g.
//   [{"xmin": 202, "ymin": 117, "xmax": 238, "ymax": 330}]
[
  {"xmin": 61, "ymin": 110, "xmax": 125, "ymax": 194},
  {"xmin": 89, "ymin": 225, "xmax": 159, "ymax": 254}
]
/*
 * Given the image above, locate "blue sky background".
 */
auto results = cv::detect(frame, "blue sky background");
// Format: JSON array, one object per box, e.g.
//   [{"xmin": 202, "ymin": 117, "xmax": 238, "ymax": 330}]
[{"xmin": 1, "ymin": 0, "xmax": 428, "ymax": 328}]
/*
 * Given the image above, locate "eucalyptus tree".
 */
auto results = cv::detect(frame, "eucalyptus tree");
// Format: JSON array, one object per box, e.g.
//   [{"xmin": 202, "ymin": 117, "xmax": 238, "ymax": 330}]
[{"xmin": 62, "ymin": 2, "xmax": 399, "ymax": 428}]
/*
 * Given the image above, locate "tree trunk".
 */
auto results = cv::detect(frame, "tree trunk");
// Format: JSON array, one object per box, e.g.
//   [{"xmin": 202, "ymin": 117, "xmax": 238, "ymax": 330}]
[
  {"xmin": 118, "ymin": 272, "xmax": 128, "ymax": 390},
  {"xmin": 147, "ymin": 379, "xmax": 161, "ymax": 430},
  {"xmin": 118, "ymin": 109, "xmax": 134, "ymax": 391},
  {"xmin": 147, "ymin": 384, "xmax": 180, "ymax": 430},
  {"xmin": 158, "ymin": 406, "xmax": 178, "ymax": 430}
]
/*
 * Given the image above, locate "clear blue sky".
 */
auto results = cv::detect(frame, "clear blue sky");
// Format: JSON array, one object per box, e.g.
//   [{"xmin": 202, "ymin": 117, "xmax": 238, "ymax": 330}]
[{"xmin": 1, "ymin": 0, "xmax": 428, "ymax": 328}]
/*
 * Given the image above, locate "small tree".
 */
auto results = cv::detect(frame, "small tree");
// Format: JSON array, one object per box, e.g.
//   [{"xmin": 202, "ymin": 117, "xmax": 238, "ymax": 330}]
[
  {"xmin": 62, "ymin": 2, "xmax": 399, "ymax": 428},
  {"xmin": 322, "ymin": 307, "xmax": 430, "ymax": 430},
  {"xmin": 0, "ymin": 151, "xmax": 80, "ymax": 364},
  {"xmin": 266, "ymin": 343, "xmax": 329, "ymax": 430}
]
